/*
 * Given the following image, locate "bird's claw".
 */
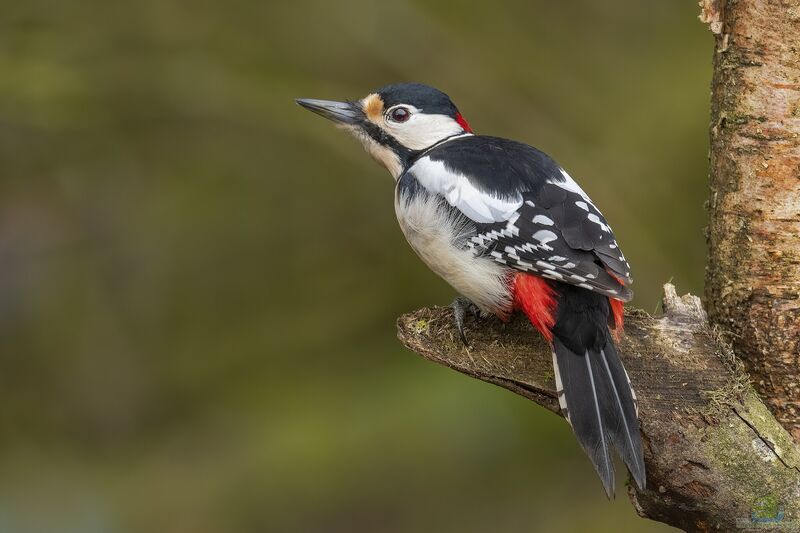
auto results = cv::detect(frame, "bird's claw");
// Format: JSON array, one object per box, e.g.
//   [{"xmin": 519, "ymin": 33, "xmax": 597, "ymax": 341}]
[{"xmin": 452, "ymin": 296, "xmax": 481, "ymax": 347}]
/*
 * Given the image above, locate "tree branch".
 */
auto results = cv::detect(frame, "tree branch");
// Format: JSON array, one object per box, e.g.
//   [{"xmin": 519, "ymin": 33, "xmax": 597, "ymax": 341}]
[{"xmin": 397, "ymin": 284, "xmax": 800, "ymax": 532}]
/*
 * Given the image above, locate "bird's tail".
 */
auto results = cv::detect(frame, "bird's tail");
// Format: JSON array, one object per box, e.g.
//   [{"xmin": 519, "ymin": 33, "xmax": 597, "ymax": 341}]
[{"xmin": 550, "ymin": 287, "xmax": 645, "ymax": 498}]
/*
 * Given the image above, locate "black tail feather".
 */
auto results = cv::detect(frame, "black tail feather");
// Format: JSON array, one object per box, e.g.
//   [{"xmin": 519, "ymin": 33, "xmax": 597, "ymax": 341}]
[
  {"xmin": 550, "ymin": 286, "xmax": 645, "ymax": 498},
  {"xmin": 597, "ymin": 342, "xmax": 646, "ymax": 490}
]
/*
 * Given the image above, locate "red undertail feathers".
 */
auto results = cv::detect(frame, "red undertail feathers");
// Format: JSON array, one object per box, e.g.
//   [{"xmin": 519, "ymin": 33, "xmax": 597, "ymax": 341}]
[
  {"xmin": 513, "ymin": 273, "xmax": 557, "ymax": 342},
  {"xmin": 609, "ymin": 298, "xmax": 624, "ymax": 332}
]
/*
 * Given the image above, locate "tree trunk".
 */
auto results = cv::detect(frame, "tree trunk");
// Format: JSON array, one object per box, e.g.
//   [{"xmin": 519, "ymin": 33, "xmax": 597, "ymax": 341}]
[
  {"xmin": 393, "ymin": 1, "xmax": 800, "ymax": 531},
  {"xmin": 704, "ymin": 0, "xmax": 800, "ymax": 444}
]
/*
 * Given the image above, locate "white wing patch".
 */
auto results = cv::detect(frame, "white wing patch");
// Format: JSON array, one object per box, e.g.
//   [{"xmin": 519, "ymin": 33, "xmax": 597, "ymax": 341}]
[{"xmin": 410, "ymin": 157, "xmax": 523, "ymax": 223}]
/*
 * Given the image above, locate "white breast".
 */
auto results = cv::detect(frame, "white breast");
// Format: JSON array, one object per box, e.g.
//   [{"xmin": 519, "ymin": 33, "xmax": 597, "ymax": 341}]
[{"xmin": 395, "ymin": 190, "xmax": 513, "ymax": 317}]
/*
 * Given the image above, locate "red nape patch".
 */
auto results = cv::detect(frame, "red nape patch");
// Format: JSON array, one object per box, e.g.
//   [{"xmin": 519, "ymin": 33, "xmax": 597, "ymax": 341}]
[
  {"xmin": 455, "ymin": 112, "xmax": 473, "ymax": 133},
  {"xmin": 609, "ymin": 298, "xmax": 624, "ymax": 332},
  {"xmin": 513, "ymin": 273, "xmax": 557, "ymax": 342}
]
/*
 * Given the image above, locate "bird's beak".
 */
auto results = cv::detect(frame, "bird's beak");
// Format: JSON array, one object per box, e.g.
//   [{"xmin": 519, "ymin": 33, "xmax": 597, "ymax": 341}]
[{"xmin": 295, "ymin": 98, "xmax": 363, "ymax": 125}]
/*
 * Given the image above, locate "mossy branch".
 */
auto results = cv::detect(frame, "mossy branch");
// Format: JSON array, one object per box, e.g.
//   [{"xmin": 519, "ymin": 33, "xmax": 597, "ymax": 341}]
[{"xmin": 397, "ymin": 284, "xmax": 800, "ymax": 532}]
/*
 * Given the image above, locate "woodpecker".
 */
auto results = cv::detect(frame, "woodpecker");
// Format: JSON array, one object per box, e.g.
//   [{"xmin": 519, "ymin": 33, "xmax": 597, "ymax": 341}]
[{"xmin": 297, "ymin": 83, "xmax": 645, "ymax": 497}]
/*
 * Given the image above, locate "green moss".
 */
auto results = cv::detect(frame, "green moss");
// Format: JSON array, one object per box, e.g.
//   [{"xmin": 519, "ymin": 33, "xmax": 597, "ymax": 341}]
[
  {"xmin": 751, "ymin": 494, "xmax": 781, "ymax": 519},
  {"xmin": 700, "ymin": 391, "xmax": 800, "ymax": 519}
]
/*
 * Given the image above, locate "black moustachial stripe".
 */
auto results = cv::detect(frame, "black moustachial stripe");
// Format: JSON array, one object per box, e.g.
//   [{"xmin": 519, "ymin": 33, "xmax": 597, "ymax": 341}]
[
  {"xmin": 359, "ymin": 119, "xmax": 420, "ymax": 167},
  {"xmin": 355, "ymin": 83, "xmax": 467, "ymax": 169}
]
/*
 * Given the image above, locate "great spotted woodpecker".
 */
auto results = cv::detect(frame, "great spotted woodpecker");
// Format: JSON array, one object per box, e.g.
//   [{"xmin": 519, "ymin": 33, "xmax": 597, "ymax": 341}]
[{"xmin": 297, "ymin": 83, "xmax": 645, "ymax": 497}]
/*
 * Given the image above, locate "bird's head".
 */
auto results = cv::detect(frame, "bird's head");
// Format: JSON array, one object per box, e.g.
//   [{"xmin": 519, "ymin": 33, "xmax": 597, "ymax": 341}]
[{"xmin": 297, "ymin": 83, "xmax": 473, "ymax": 179}]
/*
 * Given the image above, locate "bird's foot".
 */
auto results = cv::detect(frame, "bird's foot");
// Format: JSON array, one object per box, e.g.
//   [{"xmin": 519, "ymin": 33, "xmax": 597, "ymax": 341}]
[{"xmin": 452, "ymin": 296, "xmax": 482, "ymax": 347}]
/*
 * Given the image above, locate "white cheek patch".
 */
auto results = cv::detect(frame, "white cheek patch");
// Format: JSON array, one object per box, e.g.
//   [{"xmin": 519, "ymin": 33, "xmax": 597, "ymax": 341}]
[
  {"xmin": 386, "ymin": 113, "xmax": 465, "ymax": 151},
  {"xmin": 410, "ymin": 157, "xmax": 523, "ymax": 223}
]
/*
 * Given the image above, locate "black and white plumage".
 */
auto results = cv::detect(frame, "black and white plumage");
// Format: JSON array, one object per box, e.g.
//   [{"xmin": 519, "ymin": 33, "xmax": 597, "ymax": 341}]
[
  {"xmin": 406, "ymin": 136, "xmax": 632, "ymax": 301},
  {"xmin": 297, "ymin": 83, "xmax": 645, "ymax": 498}
]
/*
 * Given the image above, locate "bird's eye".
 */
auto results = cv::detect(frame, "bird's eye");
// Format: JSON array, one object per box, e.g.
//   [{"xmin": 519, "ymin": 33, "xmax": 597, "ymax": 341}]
[{"xmin": 388, "ymin": 107, "xmax": 410, "ymax": 123}]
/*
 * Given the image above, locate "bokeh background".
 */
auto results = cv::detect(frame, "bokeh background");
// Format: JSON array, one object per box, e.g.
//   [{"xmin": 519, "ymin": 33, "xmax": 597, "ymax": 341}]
[{"xmin": 0, "ymin": 1, "xmax": 711, "ymax": 532}]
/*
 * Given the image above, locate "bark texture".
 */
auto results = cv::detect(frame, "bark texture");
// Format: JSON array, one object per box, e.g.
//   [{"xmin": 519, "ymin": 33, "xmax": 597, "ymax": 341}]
[
  {"xmin": 704, "ymin": 0, "xmax": 800, "ymax": 442},
  {"xmin": 397, "ymin": 285, "xmax": 800, "ymax": 532}
]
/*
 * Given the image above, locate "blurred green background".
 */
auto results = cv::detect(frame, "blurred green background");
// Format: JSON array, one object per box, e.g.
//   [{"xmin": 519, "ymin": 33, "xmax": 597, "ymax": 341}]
[{"xmin": 0, "ymin": 1, "xmax": 710, "ymax": 532}]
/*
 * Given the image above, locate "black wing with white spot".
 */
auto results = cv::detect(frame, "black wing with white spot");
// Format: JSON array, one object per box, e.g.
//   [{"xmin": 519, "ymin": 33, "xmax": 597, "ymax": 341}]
[
  {"xmin": 535, "ymin": 180, "xmax": 632, "ymax": 284},
  {"xmin": 410, "ymin": 135, "xmax": 633, "ymax": 301},
  {"xmin": 469, "ymin": 187, "xmax": 632, "ymax": 301}
]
